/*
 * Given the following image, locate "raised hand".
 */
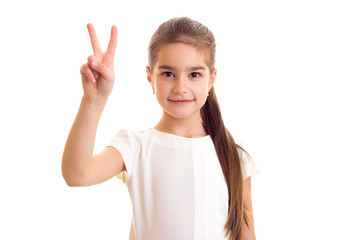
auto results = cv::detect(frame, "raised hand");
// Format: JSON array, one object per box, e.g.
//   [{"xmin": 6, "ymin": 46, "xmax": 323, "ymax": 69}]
[{"xmin": 80, "ymin": 23, "xmax": 118, "ymax": 101}]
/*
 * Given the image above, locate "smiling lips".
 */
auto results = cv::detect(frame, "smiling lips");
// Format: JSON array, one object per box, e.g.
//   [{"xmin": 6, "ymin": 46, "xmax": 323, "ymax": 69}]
[{"xmin": 168, "ymin": 99, "xmax": 194, "ymax": 105}]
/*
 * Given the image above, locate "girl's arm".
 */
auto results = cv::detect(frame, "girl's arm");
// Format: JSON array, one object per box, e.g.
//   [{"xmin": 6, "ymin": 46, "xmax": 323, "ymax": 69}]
[
  {"xmin": 62, "ymin": 24, "xmax": 124, "ymax": 187},
  {"xmin": 243, "ymin": 177, "xmax": 256, "ymax": 240}
]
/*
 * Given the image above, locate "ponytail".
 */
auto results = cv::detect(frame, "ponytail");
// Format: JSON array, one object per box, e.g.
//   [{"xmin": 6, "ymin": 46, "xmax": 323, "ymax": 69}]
[{"xmin": 201, "ymin": 87, "xmax": 250, "ymax": 240}]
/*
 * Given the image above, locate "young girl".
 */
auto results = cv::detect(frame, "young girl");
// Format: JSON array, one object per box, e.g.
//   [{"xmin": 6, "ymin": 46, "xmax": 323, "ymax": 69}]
[{"xmin": 62, "ymin": 17, "xmax": 259, "ymax": 240}]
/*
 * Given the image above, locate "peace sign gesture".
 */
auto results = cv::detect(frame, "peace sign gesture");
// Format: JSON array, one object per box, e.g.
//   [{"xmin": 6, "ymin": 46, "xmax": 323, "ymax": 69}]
[{"xmin": 80, "ymin": 23, "xmax": 118, "ymax": 101}]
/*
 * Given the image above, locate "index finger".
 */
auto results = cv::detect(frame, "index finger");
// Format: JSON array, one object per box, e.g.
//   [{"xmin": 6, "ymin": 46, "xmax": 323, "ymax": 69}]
[
  {"xmin": 87, "ymin": 23, "xmax": 102, "ymax": 56},
  {"xmin": 106, "ymin": 25, "xmax": 118, "ymax": 56}
]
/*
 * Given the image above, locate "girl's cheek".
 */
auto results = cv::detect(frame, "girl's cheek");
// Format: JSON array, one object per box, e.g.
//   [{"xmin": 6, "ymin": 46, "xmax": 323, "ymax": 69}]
[{"xmin": 155, "ymin": 82, "xmax": 168, "ymax": 95}]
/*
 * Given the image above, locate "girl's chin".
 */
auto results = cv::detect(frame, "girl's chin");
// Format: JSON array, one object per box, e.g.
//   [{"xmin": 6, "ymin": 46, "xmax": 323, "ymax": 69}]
[{"xmin": 162, "ymin": 110, "xmax": 201, "ymax": 121}]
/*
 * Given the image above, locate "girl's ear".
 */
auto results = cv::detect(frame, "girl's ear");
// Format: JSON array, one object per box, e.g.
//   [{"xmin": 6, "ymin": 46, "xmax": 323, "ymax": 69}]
[
  {"xmin": 146, "ymin": 66, "xmax": 152, "ymax": 83},
  {"xmin": 208, "ymin": 68, "xmax": 217, "ymax": 90},
  {"xmin": 146, "ymin": 66, "xmax": 155, "ymax": 92}
]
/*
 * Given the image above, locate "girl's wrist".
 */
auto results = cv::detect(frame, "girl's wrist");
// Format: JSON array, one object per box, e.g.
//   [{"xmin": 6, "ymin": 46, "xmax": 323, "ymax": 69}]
[{"xmin": 81, "ymin": 95, "xmax": 108, "ymax": 114}]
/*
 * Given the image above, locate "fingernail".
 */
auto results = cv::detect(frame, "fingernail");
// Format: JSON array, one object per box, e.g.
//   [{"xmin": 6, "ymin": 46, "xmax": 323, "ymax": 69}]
[
  {"xmin": 92, "ymin": 61, "xmax": 98, "ymax": 67},
  {"xmin": 93, "ymin": 71, "xmax": 99, "ymax": 79}
]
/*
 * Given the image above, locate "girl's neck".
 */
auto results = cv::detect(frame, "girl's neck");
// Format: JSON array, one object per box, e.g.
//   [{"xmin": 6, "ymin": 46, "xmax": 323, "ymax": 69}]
[{"xmin": 154, "ymin": 112, "xmax": 207, "ymax": 138}]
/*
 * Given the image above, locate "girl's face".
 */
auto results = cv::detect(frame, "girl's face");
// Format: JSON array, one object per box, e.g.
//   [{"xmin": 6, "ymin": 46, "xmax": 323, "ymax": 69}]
[{"xmin": 147, "ymin": 43, "xmax": 216, "ymax": 121}]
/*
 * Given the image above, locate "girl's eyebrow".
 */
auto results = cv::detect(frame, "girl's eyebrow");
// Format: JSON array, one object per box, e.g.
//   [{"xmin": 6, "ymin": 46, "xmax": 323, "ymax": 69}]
[{"xmin": 157, "ymin": 65, "xmax": 206, "ymax": 71}]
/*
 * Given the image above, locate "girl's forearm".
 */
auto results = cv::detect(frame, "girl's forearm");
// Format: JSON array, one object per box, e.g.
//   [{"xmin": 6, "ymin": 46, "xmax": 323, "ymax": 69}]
[{"xmin": 61, "ymin": 95, "xmax": 107, "ymax": 186}]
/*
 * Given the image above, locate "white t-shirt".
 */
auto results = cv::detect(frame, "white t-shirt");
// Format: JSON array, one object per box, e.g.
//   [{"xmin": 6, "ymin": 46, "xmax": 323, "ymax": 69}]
[{"xmin": 108, "ymin": 128, "xmax": 259, "ymax": 240}]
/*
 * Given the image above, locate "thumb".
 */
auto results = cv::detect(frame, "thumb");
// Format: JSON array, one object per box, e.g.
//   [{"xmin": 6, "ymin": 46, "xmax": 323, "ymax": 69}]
[{"xmin": 89, "ymin": 60, "xmax": 114, "ymax": 82}]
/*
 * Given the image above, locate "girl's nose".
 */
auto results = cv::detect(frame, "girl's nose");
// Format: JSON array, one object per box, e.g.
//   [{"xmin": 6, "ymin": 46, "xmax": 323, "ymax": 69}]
[{"xmin": 173, "ymin": 75, "xmax": 188, "ymax": 94}]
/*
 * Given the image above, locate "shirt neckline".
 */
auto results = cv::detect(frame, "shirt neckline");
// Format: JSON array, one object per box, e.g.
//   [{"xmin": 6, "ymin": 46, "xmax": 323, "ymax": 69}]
[{"xmin": 150, "ymin": 128, "xmax": 211, "ymax": 141}]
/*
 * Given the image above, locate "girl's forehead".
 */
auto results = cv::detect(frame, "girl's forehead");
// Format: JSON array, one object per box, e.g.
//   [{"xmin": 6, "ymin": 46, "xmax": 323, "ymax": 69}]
[
  {"xmin": 155, "ymin": 43, "xmax": 208, "ymax": 69},
  {"xmin": 157, "ymin": 42, "xmax": 203, "ymax": 54}
]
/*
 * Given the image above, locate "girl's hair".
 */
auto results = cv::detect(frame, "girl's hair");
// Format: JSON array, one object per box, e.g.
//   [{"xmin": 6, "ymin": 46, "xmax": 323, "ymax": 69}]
[{"xmin": 148, "ymin": 17, "xmax": 251, "ymax": 240}]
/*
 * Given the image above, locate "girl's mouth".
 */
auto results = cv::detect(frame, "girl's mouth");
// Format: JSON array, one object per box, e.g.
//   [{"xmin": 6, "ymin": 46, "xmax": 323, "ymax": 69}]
[{"xmin": 168, "ymin": 99, "xmax": 194, "ymax": 105}]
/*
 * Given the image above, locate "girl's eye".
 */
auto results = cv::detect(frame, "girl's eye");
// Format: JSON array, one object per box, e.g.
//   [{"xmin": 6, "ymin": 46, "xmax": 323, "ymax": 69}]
[
  {"xmin": 190, "ymin": 72, "xmax": 201, "ymax": 78},
  {"xmin": 162, "ymin": 72, "xmax": 174, "ymax": 78}
]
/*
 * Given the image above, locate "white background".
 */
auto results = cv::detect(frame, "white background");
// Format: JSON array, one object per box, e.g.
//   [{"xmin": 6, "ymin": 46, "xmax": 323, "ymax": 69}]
[{"xmin": 0, "ymin": 0, "xmax": 359, "ymax": 239}]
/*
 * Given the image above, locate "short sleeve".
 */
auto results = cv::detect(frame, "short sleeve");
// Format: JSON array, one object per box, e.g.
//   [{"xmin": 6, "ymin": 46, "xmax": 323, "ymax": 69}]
[
  {"xmin": 107, "ymin": 129, "xmax": 140, "ymax": 183},
  {"xmin": 238, "ymin": 148, "xmax": 260, "ymax": 180}
]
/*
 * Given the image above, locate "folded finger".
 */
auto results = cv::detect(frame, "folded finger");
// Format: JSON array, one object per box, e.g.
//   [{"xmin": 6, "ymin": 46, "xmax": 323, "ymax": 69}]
[
  {"xmin": 92, "ymin": 69, "xmax": 99, "ymax": 79},
  {"xmin": 90, "ymin": 61, "xmax": 114, "ymax": 82},
  {"xmin": 80, "ymin": 63, "xmax": 96, "ymax": 83},
  {"xmin": 87, "ymin": 56, "xmax": 99, "ymax": 79}
]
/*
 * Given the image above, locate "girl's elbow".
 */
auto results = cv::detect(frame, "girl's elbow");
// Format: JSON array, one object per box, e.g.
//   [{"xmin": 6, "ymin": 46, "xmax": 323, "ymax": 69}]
[
  {"xmin": 62, "ymin": 169, "xmax": 88, "ymax": 187},
  {"xmin": 64, "ymin": 177, "xmax": 87, "ymax": 187}
]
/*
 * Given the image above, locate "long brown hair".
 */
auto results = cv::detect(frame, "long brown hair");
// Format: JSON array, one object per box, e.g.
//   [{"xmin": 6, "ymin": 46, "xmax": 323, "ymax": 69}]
[{"xmin": 148, "ymin": 17, "xmax": 250, "ymax": 240}]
